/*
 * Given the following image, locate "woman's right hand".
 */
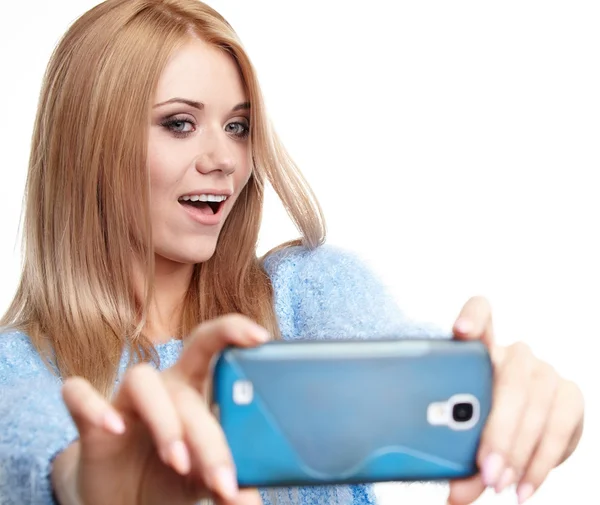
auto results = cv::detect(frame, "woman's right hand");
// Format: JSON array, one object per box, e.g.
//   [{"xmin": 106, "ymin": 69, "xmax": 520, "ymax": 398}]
[{"xmin": 52, "ymin": 314, "xmax": 268, "ymax": 505}]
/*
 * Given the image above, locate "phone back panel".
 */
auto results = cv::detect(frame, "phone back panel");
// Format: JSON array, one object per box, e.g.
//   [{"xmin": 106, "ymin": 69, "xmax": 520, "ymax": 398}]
[{"xmin": 213, "ymin": 339, "xmax": 492, "ymax": 487}]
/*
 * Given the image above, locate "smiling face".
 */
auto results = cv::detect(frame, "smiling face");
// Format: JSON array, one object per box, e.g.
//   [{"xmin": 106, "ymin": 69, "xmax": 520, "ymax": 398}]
[{"xmin": 147, "ymin": 37, "xmax": 252, "ymax": 266}]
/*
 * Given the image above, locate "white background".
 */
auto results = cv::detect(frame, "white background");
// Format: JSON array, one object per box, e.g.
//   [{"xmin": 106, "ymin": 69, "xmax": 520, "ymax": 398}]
[{"xmin": 0, "ymin": 1, "xmax": 597, "ymax": 504}]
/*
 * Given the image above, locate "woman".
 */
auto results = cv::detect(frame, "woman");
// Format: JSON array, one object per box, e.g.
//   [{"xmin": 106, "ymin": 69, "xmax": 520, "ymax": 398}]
[{"xmin": 0, "ymin": 0, "xmax": 584, "ymax": 504}]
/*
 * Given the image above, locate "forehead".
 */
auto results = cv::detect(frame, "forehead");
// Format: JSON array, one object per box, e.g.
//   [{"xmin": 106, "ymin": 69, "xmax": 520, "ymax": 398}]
[{"xmin": 154, "ymin": 38, "xmax": 247, "ymax": 105}]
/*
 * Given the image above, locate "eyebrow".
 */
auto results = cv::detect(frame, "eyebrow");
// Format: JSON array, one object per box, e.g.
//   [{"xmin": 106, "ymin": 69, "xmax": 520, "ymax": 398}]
[
  {"xmin": 232, "ymin": 101, "xmax": 251, "ymax": 112},
  {"xmin": 153, "ymin": 98, "xmax": 250, "ymax": 112}
]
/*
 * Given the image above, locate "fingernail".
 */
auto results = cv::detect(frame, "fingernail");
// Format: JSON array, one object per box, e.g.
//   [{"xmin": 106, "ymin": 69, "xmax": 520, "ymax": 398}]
[
  {"xmin": 102, "ymin": 411, "xmax": 126, "ymax": 434},
  {"xmin": 169, "ymin": 440, "xmax": 191, "ymax": 475},
  {"xmin": 482, "ymin": 453, "xmax": 504, "ymax": 487},
  {"xmin": 211, "ymin": 466, "xmax": 238, "ymax": 499},
  {"xmin": 454, "ymin": 318, "xmax": 472, "ymax": 334},
  {"xmin": 517, "ymin": 483, "xmax": 534, "ymax": 504},
  {"xmin": 495, "ymin": 467, "xmax": 515, "ymax": 493}
]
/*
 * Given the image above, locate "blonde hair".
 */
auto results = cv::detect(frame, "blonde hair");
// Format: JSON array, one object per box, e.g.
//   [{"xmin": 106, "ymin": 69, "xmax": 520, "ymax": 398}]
[{"xmin": 1, "ymin": 0, "xmax": 325, "ymax": 397}]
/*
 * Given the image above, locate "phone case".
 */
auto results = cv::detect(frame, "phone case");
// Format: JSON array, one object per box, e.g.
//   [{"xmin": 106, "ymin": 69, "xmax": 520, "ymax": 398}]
[{"xmin": 212, "ymin": 339, "xmax": 493, "ymax": 487}]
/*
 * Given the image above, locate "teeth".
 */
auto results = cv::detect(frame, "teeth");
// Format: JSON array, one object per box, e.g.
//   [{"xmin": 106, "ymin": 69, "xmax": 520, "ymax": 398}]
[
  {"xmin": 179, "ymin": 194, "xmax": 228, "ymax": 202},
  {"xmin": 205, "ymin": 194, "xmax": 227, "ymax": 202}
]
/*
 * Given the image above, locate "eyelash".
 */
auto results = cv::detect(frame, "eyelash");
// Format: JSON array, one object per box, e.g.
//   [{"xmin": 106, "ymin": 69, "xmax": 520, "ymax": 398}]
[
  {"xmin": 225, "ymin": 121, "xmax": 250, "ymax": 139},
  {"xmin": 160, "ymin": 116, "xmax": 250, "ymax": 140}
]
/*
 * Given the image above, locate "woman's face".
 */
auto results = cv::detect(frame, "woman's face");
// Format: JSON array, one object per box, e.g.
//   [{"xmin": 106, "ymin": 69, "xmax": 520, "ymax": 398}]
[{"xmin": 148, "ymin": 38, "xmax": 252, "ymax": 265}]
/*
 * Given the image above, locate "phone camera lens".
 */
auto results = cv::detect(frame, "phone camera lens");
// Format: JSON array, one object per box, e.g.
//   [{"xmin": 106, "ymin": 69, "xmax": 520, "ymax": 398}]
[{"xmin": 452, "ymin": 402, "xmax": 474, "ymax": 423}]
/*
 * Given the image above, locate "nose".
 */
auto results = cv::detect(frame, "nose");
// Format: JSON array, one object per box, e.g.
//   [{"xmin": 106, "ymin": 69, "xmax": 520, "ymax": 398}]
[{"xmin": 194, "ymin": 127, "xmax": 236, "ymax": 176}]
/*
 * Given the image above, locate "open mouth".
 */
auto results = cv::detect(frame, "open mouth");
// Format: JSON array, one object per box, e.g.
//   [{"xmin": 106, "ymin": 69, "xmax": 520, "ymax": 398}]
[{"xmin": 178, "ymin": 195, "xmax": 227, "ymax": 215}]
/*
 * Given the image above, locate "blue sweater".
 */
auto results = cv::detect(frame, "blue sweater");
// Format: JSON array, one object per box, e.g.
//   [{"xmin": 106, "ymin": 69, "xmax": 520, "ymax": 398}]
[{"xmin": 0, "ymin": 244, "xmax": 447, "ymax": 505}]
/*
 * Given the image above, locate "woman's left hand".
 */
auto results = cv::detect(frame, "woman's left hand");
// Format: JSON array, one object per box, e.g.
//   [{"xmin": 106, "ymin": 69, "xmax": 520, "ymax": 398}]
[{"xmin": 446, "ymin": 296, "xmax": 584, "ymax": 505}]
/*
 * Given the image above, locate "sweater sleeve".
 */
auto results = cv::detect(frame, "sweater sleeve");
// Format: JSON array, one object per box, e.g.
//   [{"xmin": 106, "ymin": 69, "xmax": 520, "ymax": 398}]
[
  {"xmin": 264, "ymin": 243, "xmax": 450, "ymax": 342},
  {"xmin": 0, "ymin": 330, "xmax": 78, "ymax": 505}
]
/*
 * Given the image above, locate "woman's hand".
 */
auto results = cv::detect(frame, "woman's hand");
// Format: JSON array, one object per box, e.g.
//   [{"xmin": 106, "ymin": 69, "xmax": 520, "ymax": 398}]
[
  {"xmin": 53, "ymin": 314, "xmax": 268, "ymax": 505},
  {"xmin": 447, "ymin": 297, "xmax": 584, "ymax": 505}
]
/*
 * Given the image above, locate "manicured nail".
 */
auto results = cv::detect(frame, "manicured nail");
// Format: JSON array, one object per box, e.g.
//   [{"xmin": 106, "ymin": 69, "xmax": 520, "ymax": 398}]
[
  {"xmin": 169, "ymin": 440, "xmax": 191, "ymax": 475},
  {"xmin": 495, "ymin": 467, "xmax": 515, "ymax": 493},
  {"xmin": 454, "ymin": 318, "xmax": 472, "ymax": 334},
  {"xmin": 482, "ymin": 453, "xmax": 504, "ymax": 487},
  {"xmin": 211, "ymin": 466, "xmax": 238, "ymax": 499},
  {"xmin": 517, "ymin": 483, "xmax": 534, "ymax": 504},
  {"xmin": 102, "ymin": 411, "xmax": 126, "ymax": 434}
]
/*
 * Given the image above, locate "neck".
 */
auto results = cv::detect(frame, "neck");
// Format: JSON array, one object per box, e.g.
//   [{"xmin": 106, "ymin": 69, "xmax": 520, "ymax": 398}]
[{"xmin": 133, "ymin": 255, "xmax": 195, "ymax": 344}]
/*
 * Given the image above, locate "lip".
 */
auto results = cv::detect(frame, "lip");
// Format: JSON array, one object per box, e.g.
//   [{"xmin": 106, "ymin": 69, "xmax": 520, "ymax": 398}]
[{"xmin": 179, "ymin": 196, "xmax": 228, "ymax": 226}]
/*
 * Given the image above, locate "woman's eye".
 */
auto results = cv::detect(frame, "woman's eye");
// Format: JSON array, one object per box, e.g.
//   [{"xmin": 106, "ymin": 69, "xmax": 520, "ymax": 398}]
[
  {"xmin": 225, "ymin": 121, "xmax": 250, "ymax": 138},
  {"xmin": 161, "ymin": 117, "xmax": 196, "ymax": 137},
  {"xmin": 171, "ymin": 120, "xmax": 192, "ymax": 132}
]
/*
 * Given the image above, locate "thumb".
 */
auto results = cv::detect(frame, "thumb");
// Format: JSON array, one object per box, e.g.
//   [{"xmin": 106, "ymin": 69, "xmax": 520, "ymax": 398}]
[
  {"xmin": 452, "ymin": 296, "xmax": 495, "ymax": 349},
  {"xmin": 171, "ymin": 314, "xmax": 269, "ymax": 386},
  {"xmin": 448, "ymin": 474, "xmax": 486, "ymax": 505}
]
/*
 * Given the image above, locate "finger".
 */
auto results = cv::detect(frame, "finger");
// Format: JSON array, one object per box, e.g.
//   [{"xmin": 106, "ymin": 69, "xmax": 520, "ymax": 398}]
[
  {"xmin": 516, "ymin": 380, "xmax": 584, "ymax": 504},
  {"xmin": 62, "ymin": 376, "xmax": 126, "ymax": 437},
  {"xmin": 213, "ymin": 489, "xmax": 263, "ymax": 505},
  {"xmin": 114, "ymin": 363, "xmax": 191, "ymax": 475},
  {"xmin": 453, "ymin": 296, "xmax": 494, "ymax": 348},
  {"xmin": 478, "ymin": 342, "xmax": 536, "ymax": 489},
  {"xmin": 233, "ymin": 489, "xmax": 264, "ymax": 505},
  {"xmin": 447, "ymin": 474, "xmax": 486, "ymax": 505},
  {"xmin": 173, "ymin": 314, "xmax": 270, "ymax": 383},
  {"xmin": 495, "ymin": 362, "xmax": 559, "ymax": 493},
  {"xmin": 175, "ymin": 386, "xmax": 239, "ymax": 502}
]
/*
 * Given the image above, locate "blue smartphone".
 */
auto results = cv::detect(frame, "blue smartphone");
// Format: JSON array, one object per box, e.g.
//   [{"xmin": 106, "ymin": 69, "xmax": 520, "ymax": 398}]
[{"xmin": 212, "ymin": 338, "xmax": 493, "ymax": 487}]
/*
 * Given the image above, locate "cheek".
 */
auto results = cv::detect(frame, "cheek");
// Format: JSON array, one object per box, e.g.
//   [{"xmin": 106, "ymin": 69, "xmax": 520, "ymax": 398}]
[
  {"xmin": 147, "ymin": 134, "xmax": 187, "ymax": 197},
  {"xmin": 235, "ymin": 149, "xmax": 253, "ymax": 187},
  {"xmin": 238, "ymin": 165, "xmax": 252, "ymax": 189},
  {"xmin": 147, "ymin": 135, "xmax": 167, "ymax": 189},
  {"xmin": 148, "ymin": 137, "xmax": 170, "ymax": 184}
]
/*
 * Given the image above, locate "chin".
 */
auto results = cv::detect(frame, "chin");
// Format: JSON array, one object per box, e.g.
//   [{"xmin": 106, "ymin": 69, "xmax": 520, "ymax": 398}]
[{"xmin": 156, "ymin": 240, "xmax": 218, "ymax": 265}]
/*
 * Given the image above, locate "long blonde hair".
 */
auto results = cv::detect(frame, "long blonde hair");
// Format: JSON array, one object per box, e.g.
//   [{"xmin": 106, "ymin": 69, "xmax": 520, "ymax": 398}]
[{"xmin": 1, "ymin": 0, "xmax": 325, "ymax": 396}]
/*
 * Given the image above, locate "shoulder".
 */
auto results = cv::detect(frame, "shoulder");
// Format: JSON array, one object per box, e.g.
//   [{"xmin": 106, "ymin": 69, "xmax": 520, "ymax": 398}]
[
  {"xmin": 262, "ymin": 243, "xmax": 382, "ymax": 318},
  {"xmin": 262, "ymin": 243, "xmax": 376, "ymax": 340},
  {"xmin": 0, "ymin": 328, "xmax": 53, "ymax": 384},
  {"xmin": 263, "ymin": 243, "xmax": 423, "ymax": 340},
  {"xmin": 262, "ymin": 242, "xmax": 448, "ymax": 341},
  {"xmin": 263, "ymin": 242, "xmax": 375, "ymax": 290}
]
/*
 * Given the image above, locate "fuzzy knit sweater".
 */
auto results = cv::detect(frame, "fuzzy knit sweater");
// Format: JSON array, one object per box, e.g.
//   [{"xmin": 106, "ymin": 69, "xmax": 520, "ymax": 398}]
[{"xmin": 0, "ymin": 244, "xmax": 448, "ymax": 505}]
